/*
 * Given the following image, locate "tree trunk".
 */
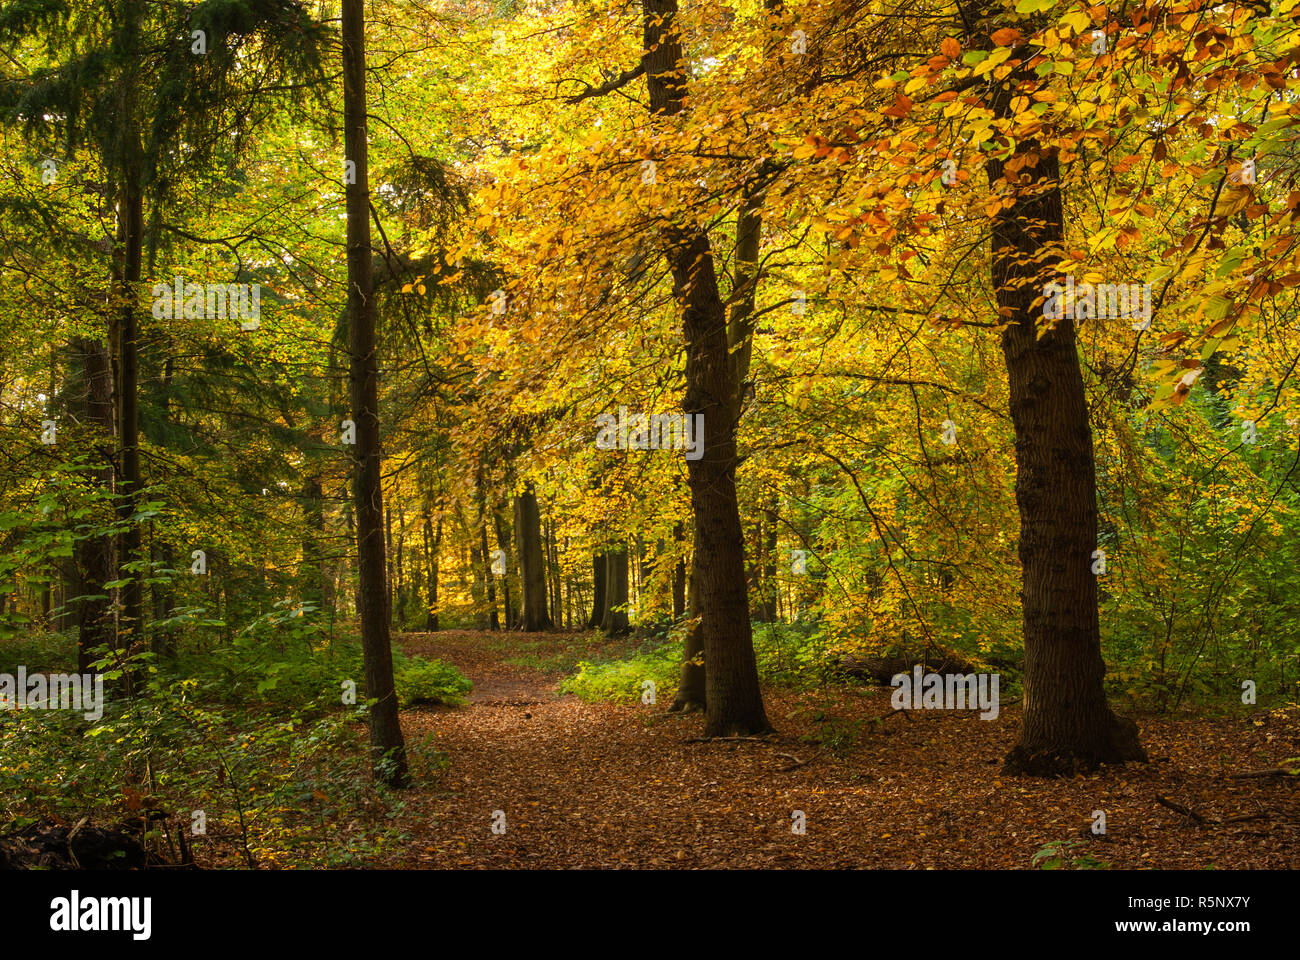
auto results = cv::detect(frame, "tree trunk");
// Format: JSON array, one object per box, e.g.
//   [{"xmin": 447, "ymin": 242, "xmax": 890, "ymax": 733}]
[
  {"xmin": 70, "ymin": 337, "xmax": 115, "ymax": 672},
  {"xmin": 641, "ymin": 0, "xmax": 770, "ymax": 736},
  {"xmin": 588, "ymin": 551, "xmax": 606, "ymax": 628},
  {"xmin": 476, "ymin": 484, "xmax": 499, "ymax": 630},
  {"xmin": 151, "ymin": 355, "xmax": 176, "ymax": 657},
  {"xmin": 985, "ymin": 49, "xmax": 1145, "ymax": 776},
  {"xmin": 493, "ymin": 503, "xmax": 517, "ymax": 629},
  {"xmin": 669, "ymin": 565, "xmax": 706, "ymax": 712},
  {"xmin": 513, "ymin": 481, "xmax": 552, "ymax": 630},
  {"xmin": 301, "ymin": 472, "xmax": 325, "ymax": 610},
  {"xmin": 425, "ymin": 513, "xmax": 440, "ymax": 631},
  {"xmin": 384, "ymin": 503, "xmax": 394, "ymax": 628},
  {"xmin": 671, "ymin": 522, "xmax": 686, "ymax": 619},
  {"xmin": 115, "ymin": 173, "xmax": 145, "ymax": 662},
  {"xmin": 601, "ymin": 544, "xmax": 630, "ymax": 636},
  {"xmin": 483, "ymin": 526, "xmax": 500, "ymax": 630},
  {"xmin": 343, "ymin": 0, "xmax": 408, "ymax": 787},
  {"xmin": 548, "ymin": 518, "xmax": 562, "ymax": 626},
  {"xmin": 756, "ymin": 506, "xmax": 778, "ymax": 622}
]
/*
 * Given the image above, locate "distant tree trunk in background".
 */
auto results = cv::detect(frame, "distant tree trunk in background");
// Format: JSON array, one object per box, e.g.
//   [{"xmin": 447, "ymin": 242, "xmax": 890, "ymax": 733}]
[
  {"xmin": 302, "ymin": 473, "xmax": 326, "ymax": 610},
  {"xmin": 984, "ymin": 49, "xmax": 1145, "ymax": 777},
  {"xmin": 344, "ymin": 489, "xmax": 359, "ymax": 619},
  {"xmin": 384, "ymin": 504, "xmax": 394, "ymax": 628},
  {"xmin": 756, "ymin": 507, "xmax": 778, "ymax": 622},
  {"xmin": 588, "ymin": 551, "xmax": 607, "ymax": 628},
  {"xmin": 70, "ymin": 337, "xmax": 116, "ymax": 673},
  {"xmin": 601, "ymin": 544, "xmax": 629, "ymax": 636},
  {"xmin": 479, "ymin": 513, "xmax": 499, "ymax": 631},
  {"xmin": 513, "ymin": 481, "xmax": 552, "ymax": 630},
  {"xmin": 564, "ymin": 569, "xmax": 572, "ymax": 630},
  {"xmin": 493, "ymin": 504, "xmax": 516, "ymax": 629},
  {"xmin": 671, "ymin": 522, "xmax": 686, "ymax": 619},
  {"xmin": 55, "ymin": 568, "xmax": 73, "ymax": 632},
  {"xmin": 150, "ymin": 355, "xmax": 176, "ymax": 657},
  {"xmin": 395, "ymin": 501, "xmax": 406, "ymax": 629},
  {"xmin": 424, "ymin": 513, "xmax": 440, "ymax": 631},
  {"xmin": 744, "ymin": 519, "xmax": 760, "ymax": 623},
  {"xmin": 547, "ymin": 518, "xmax": 562, "ymax": 626},
  {"xmin": 342, "ymin": 0, "xmax": 408, "ymax": 788},
  {"xmin": 150, "ymin": 537, "xmax": 175, "ymax": 654}
]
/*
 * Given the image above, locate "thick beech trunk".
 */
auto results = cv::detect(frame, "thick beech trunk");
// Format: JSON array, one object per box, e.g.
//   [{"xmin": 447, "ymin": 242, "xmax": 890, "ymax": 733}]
[
  {"xmin": 669, "ymin": 567, "xmax": 705, "ymax": 712},
  {"xmin": 642, "ymin": 0, "xmax": 769, "ymax": 736},
  {"xmin": 986, "ymin": 51, "xmax": 1145, "ymax": 776}
]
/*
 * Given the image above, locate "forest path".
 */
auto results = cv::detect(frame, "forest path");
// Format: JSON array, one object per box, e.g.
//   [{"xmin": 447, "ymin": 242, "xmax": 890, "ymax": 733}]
[
  {"xmin": 388, "ymin": 630, "xmax": 1300, "ymax": 869},
  {"xmin": 393, "ymin": 629, "xmax": 827, "ymax": 868}
]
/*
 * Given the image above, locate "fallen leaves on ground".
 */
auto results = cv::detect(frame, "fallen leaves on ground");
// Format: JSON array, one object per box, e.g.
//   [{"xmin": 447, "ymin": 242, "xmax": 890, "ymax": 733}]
[{"xmin": 383, "ymin": 631, "xmax": 1300, "ymax": 869}]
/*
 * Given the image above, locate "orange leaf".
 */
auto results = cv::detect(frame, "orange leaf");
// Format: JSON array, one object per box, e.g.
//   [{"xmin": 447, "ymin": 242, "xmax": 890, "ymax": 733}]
[{"xmin": 882, "ymin": 94, "xmax": 914, "ymax": 118}]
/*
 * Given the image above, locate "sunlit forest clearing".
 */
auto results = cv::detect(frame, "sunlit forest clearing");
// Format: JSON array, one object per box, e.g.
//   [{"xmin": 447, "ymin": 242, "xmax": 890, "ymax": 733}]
[{"xmin": 1, "ymin": 0, "xmax": 1299, "ymax": 874}]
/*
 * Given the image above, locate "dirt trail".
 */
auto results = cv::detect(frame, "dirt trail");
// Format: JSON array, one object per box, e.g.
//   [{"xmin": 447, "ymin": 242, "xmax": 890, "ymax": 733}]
[{"xmin": 390, "ymin": 631, "xmax": 1300, "ymax": 869}]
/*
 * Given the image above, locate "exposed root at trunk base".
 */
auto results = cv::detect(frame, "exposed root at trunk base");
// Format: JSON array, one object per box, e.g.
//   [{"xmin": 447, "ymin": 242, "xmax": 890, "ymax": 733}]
[
  {"xmin": 703, "ymin": 719, "xmax": 776, "ymax": 739},
  {"xmin": 668, "ymin": 697, "xmax": 705, "ymax": 714},
  {"xmin": 1002, "ymin": 715, "xmax": 1147, "ymax": 778}
]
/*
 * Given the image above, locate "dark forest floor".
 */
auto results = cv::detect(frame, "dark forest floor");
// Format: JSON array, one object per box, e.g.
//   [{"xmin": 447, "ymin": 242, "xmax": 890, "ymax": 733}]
[{"xmin": 386, "ymin": 630, "xmax": 1300, "ymax": 869}]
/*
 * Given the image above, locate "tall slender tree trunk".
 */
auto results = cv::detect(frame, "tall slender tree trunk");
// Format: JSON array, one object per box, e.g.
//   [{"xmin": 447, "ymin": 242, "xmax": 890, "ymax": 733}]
[
  {"xmin": 384, "ymin": 503, "xmax": 394, "ymax": 627},
  {"xmin": 424, "ymin": 512, "xmax": 440, "ymax": 631},
  {"xmin": 151, "ymin": 356, "xmax": 176, "ymax": 656},
  {"xmin": 493, "ymin": 504, "xmax": 516, "ymax": 629},
  {"xmin": 115, "ymin": 173, "xmax": 144, "ymax": 663},
  {"xmin": 984, "ymin": 44, "xmax": 1145, "ymax": 776},
  {"xmin": 481, "ymin": 522, "xmax": 499, "ymax": 630},
  {"xmin": 395, "ymin": 501, "xmax": 406, "ymax": 628},
  {"xmin": 343, "ymin": 0, "xmax": 407, "ymax": 787},
  {"xmin": 671, "ymin": 521, "xmax": 686, "ymax": 619},
  {"xmin": 547, "ymin": 518, "xmax": 562, "ymax": 625},
  {"xmin": 475, "ymin": 480, "xmax": 499, "ymax": 630},
  {"xmin": 756, "ymin": 506, "xmax": 778, "ymax": 622},
  {"xmin": 302, "ymin": 472, "xmax": 326, "ymax": 609}
]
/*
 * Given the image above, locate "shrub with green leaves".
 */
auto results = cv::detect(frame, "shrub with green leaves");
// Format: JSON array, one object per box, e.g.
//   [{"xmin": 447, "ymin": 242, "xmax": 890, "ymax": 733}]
[
  {"xmin": 393, "ymin": 654, "xmax": 472, "ymax": 707},
  {"xmin": 560, "ymin": 640, "xmax": 679, "ymax": 703}
]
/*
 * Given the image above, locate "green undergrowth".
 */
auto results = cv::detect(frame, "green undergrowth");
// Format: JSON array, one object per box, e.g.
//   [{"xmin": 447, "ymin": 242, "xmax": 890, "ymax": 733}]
[
  {"xmin": 0, "ymin": 620, "xmax": 469, "ymax": 867},
  {"xmin": 560, "ymin": 620, "xmax": 830, "ymax": 703}
]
